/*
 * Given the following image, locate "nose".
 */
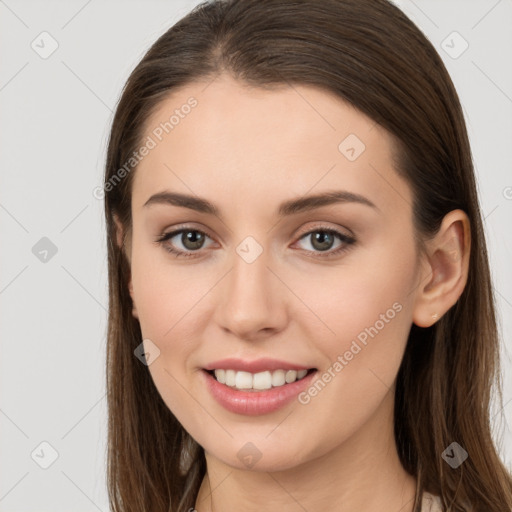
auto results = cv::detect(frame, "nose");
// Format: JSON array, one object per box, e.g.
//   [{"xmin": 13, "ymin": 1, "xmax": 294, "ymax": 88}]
[{"xmin": 214, "ymin": 243, "xmax": 288, "ymax": 341}]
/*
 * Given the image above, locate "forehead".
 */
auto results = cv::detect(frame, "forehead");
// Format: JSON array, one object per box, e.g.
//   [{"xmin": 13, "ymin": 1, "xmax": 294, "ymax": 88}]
[{"xmin": 132, "ymin": 74, "xmax": 411, "ymax": 217}]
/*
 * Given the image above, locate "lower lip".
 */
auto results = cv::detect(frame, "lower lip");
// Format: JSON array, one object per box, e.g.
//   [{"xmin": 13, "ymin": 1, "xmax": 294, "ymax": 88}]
[{"xmin": 202, "ymin": 369, "xmax": 317, "ymax": 416}]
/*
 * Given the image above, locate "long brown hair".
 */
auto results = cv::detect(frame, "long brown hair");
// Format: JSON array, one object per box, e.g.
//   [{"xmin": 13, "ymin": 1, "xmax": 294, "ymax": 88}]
[{"xmin": 103, "ymin": 0, "xmax": 512, "ymax": 510}]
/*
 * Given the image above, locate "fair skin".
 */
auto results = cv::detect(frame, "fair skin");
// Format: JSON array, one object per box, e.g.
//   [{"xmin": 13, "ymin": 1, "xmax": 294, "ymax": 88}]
[{"xmin": 115, "ymin": 74, "xmax": 470, "ymax": 512}]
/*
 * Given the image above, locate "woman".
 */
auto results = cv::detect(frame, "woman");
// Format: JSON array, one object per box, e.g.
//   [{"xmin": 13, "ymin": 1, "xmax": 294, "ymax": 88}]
[{"xmin": 103, "ymin": 0, "xmax": 512, "ymax": 510}]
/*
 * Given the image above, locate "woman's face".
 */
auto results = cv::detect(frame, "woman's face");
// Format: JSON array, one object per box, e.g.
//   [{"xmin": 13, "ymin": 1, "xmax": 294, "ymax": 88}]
[{"xmin": 125, "ymin": 74, "xmax": 426, "ymax": 471}]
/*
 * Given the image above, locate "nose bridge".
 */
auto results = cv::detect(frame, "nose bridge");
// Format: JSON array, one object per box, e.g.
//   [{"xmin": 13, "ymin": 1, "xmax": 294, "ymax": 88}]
[
  {"xmin": 233, "ymin": 235, "xmax": 270, "ymax": 296},
  {"xmin": 215, "ymin": 233, "xmax": 287, "ymax": 338}
]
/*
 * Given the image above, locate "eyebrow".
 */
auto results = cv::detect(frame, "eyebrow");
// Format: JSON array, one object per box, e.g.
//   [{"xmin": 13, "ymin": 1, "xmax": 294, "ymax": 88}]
[{"xmin": 143, "ymin": 190, "xmax": 378, "ymax": 217}]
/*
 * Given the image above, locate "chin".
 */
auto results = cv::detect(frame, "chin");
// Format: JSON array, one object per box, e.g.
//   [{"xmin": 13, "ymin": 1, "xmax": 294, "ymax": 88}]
[{"xmin": 200, "ymin": 435, "xmax": 315, "ymax": 473}]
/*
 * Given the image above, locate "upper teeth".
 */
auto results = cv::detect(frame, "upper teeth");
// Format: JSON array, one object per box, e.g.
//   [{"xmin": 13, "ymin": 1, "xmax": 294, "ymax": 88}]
[{"xmin": 213, "ymin": 369, "xmax": 309, "ymax": 390}]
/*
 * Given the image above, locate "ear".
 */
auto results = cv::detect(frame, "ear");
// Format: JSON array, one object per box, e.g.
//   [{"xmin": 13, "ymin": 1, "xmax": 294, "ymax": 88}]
[
  {"xmin": 412, "ymin": 209, "xmax": 471, "ymax": 328},
  {"xmin": 113, "ymin": 214, "xmax": 139, "ymax": 320}
]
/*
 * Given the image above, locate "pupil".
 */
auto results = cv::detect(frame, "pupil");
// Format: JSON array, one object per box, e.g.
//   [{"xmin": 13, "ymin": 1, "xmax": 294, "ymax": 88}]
[
  {"xmin": 312, "ymin": 231, "xmax": 333, "ymax": 251},
  {"xmin": 183, "ymin": 231, "xmax": 204, "ymax": 250}
]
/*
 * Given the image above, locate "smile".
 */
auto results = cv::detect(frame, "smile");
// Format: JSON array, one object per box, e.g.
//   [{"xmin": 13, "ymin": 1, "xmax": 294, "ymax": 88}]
[
  {"xmin": 207, "ymin": 368, "xmax": 313, "ymax": 391},
  {"xmin": 202, "ymin": 367, "xmax": 318, "ymax": 415}
]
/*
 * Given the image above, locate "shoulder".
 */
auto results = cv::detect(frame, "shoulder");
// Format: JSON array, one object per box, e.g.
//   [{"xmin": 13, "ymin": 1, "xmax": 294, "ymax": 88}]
[{"xmin": 421, "ymin": 491, "xmax": 443, "ymax": 512}]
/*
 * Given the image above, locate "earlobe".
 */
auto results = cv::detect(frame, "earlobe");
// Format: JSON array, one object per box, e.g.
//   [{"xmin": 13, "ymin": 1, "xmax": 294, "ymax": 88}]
[{"xmin": 412, "ymin": 209, "xmax": 471, "ymax": 328}]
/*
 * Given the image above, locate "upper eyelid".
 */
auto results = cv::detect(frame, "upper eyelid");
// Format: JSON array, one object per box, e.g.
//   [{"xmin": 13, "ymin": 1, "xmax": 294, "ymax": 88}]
[
  {"xmin": 296, "ymin": 225, "xmax": 353, "ymax": 239},
  {"xmin": 160, "ymin": 223, "xmax": 352, "ymax": 238},
  {"xmin": 160, "ymin": 225, "xmax": 215, "ymax": 243}
]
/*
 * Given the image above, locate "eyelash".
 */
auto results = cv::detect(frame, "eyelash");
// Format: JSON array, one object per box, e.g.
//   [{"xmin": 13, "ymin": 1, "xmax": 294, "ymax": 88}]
[{"xmin": 155, "ymin": 225, "xmax": 356, "ymax": 260}]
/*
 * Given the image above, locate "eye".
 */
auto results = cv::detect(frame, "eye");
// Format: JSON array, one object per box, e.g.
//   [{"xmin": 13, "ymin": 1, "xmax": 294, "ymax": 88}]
[
  {"xmin": 155, "ymin": 225, "xmax": 356, "ymax": 259},
  {"xmin": 155, "ymin": 228, "xmax": 214, "ymax": 258},
  {"xmin": 294, "ymin": 228, "xmax": 356, "ymax": 258}
]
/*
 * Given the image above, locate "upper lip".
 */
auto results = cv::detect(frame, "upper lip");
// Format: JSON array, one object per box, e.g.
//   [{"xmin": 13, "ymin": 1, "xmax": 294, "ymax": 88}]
[{"xmin": 203, "ymin": 358, "xmax": 314, "ymax": 373}]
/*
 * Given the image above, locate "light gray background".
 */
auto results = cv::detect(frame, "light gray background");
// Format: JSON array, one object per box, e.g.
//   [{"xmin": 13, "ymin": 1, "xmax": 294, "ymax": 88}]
[{"xmin": 0, "ymin": 0, "xmax": 511, "ymax": 510}]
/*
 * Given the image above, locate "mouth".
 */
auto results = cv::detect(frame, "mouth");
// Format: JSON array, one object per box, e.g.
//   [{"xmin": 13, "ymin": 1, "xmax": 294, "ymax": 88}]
[
  {"xmin": 201, "ymin": 357, "xmax": 319, "ymax": 414},
  {"xmin": 202, "ymin": 366, "xmax": 318, "ymax": 415},
  {"xmin": 203, "ymin": 368, "xmax": 317, "ymax": 392}
]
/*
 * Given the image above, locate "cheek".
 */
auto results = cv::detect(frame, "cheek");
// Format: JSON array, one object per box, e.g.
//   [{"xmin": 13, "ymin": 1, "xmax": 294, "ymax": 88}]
[
  {"xmin": 129, "ymin": 246, "xmax": 211, "ymax": 420},
  {"xmin": 130, "ymin": 240, "xmax": 206, "ymax": 338},
  {"xmin": 129, "ymin": 242, "xmax": 220, "ymax": 395},
  {"xmin": 281, "ymin": 257, "xmax": 416, "ymax": 458},
  {"xmin": 300, "ymin": 235, "xmax": 416, "ymax": 347},
  {"xmin": 296, "ymin": 237, "xmax": 417, "ymax": 402}
]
